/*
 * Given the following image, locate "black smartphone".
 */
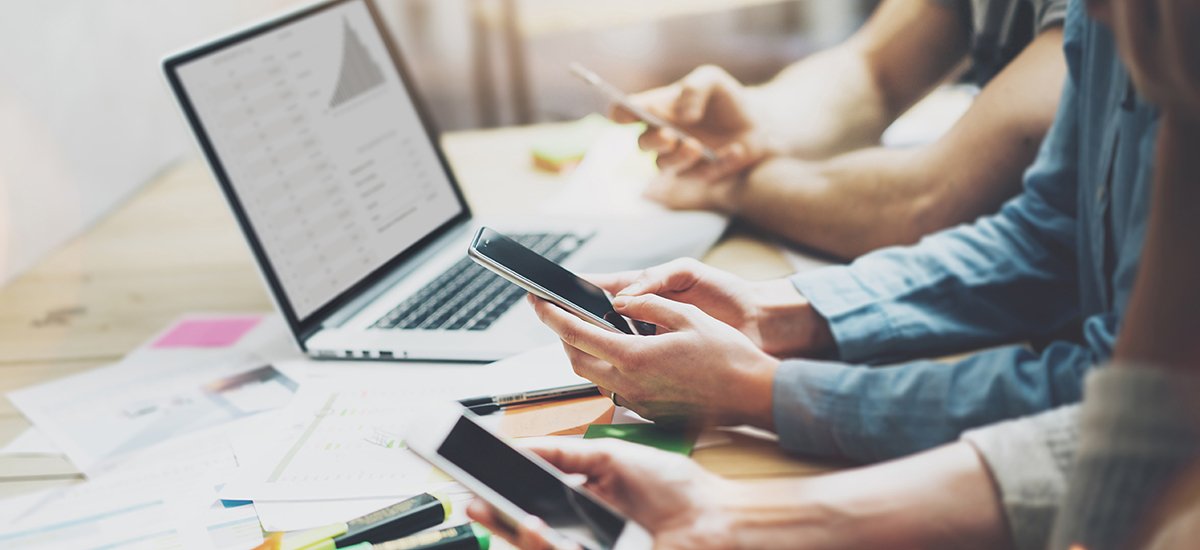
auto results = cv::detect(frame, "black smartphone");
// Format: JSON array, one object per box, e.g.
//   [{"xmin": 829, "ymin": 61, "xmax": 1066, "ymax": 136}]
[
  {"xmin": 406, "ymin": 405, "xmax": 652, "ymax": 550},
  {"xmin": 468, "ymin": 227, "xmax": 654, "ymax": 335}
]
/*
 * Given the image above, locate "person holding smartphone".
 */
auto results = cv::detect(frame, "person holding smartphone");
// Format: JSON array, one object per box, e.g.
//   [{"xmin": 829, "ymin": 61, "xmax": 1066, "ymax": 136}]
[
  {"xmin": 473, "ymin": 5, "xmax": 1200, "ymax": 548},
  {"xmin": 619, "ymin": 0, "xmax": 1067, "ymax": 259},
  {"xmin": 529, "ymin": 0, "xmax": 1165, "ymax": 508}
]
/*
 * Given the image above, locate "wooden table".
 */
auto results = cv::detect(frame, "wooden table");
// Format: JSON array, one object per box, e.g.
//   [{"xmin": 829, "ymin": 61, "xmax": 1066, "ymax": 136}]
[{"xmin": 0, "ymin": 122, "xmax": 837, "ymax": 503}]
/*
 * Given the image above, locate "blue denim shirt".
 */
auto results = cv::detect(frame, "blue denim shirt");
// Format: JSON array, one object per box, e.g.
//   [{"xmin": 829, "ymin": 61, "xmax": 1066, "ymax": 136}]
[{"xmin": 773, "ymin": 1, "xmax": 1158, "ymax": 462}]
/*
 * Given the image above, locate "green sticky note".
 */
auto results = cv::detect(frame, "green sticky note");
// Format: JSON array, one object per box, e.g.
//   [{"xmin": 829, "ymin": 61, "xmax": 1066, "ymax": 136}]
[{"xmin": 583, "ymin": 424, "xmax": 697, "ymax": 455}]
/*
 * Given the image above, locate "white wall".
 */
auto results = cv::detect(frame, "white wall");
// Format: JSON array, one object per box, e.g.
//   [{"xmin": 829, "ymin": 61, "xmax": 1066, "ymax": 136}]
[{"xmin": 0, "ymin": 0, "xmax": 295, "ymax": 285}]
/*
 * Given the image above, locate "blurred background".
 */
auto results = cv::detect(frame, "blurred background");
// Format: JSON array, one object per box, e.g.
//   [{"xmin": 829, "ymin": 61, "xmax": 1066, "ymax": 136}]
[{"xmin": 0, "ymin": 0, "xmax": 878, "ymax": 287}]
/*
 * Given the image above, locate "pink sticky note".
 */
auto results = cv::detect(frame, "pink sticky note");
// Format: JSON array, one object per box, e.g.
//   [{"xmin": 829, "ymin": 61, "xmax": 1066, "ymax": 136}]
[{"xmin": 152, "ymin": 316, "xmax": 262, "ymax": 349}]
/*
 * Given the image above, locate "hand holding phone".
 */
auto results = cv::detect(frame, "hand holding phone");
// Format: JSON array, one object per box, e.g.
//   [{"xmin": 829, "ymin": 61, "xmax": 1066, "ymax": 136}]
[
  {"xmin": 468, "ymin": 227, "xmax": 655, "ymax": 336},
  {"xmin": 405, "ymin": 404, "xmax": 653, "ymax": 550},
  {"xmin": 568, "ymin": 62, "xmax": 719, "ymax": 162}
]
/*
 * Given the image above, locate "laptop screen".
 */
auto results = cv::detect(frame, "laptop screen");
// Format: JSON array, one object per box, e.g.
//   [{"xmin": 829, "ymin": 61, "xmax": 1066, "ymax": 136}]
[{"xmin": 173, "ymin": 0, "xmax": 464, "ymax": 320}]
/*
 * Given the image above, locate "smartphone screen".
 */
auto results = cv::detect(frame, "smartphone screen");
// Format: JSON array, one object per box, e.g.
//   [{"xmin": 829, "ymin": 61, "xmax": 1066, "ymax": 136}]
[
  {"xmin": 437, "ymin": 415, "xmax": 626, "ymax": 549},
  {"xmin": 471, "ymin": 227, "xmax": 634, "ymax": 334}
]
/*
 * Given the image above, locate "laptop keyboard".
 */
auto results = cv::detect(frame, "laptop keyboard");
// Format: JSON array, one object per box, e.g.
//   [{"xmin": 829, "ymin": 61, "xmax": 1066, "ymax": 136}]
[{"xmin": 371, "ymin": 232, "xmax": 585, "ymax": 332}]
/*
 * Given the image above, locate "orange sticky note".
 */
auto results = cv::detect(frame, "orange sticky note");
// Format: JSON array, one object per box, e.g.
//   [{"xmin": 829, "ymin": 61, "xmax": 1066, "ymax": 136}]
[{"xmin": 499, "ymin": 395, "xmax": 615, "ymax": 438}]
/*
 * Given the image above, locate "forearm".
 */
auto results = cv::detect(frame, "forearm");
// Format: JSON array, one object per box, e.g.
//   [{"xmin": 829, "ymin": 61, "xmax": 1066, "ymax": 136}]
[
  {"xmin": 735, "ymin": 147, "xmax": 933, "ymax": 258},
  {"xmin": 735, "ymin": 28, "xmax": 1065, "ymax": 259},
  {"xmin": 746, "ymin": 46, "xmax": 890, "ymax": 159},
  {"xmin": 722, "ymin": 443, "xmax": 1009, "ymax": 550},
  {"xmin": 1114, "ymin": 117, "xmax": 1200, "ymax": 368},
  {"xmin": 745, "ymin": 0, "xmax": 967, "ymax": 160}
]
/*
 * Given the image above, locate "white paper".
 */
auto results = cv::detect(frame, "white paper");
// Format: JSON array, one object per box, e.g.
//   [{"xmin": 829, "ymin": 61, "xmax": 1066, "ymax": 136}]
[
  {"xmin": 0, "ymin": 427, "xmax": 60, "ymax": 456},
  {"xmin": 225, "ymin": 344, "xmax": 588, "ymax": 503},
  {"xmin": 253, "ymin": 486, "xmax": 475, "ymax": 533},
  {"xmin": 0, "ymin": 495, "xmax": 262, "ymax": 550},
  {"xmin": 0, "ymin": 426, "xmax": 262, "ymax": 549},
  {"xmin": 221, "ymin": 388, "xmax": 453, "ymax": 501},
  {"xmin": 8, "ymin": 316, "xmax": 300, "ymax": 474},
  {"xmin": 289, "ymin": 343, "xmax": 588, "ymax": 399},
  {"xmin": 253, "ymin": 497, "xmax": 400, "ymax": 532}
]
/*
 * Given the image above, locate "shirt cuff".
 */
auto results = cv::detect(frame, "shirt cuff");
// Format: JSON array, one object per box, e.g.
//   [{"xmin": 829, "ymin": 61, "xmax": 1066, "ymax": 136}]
[
  {"xmin": 789, "ymin": 267, "xmax": 896, "ymax": 364},
  {"xmin": 961, "ymin": 406, "xmax": 1080, "ymax": 550},
  {"xmin": 771, "ymin": 358, "xmax": 854, "ymax": 459}
]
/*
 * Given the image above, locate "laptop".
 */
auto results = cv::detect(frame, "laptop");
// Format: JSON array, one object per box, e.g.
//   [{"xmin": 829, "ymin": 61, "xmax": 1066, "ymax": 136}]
[{"xmin": 163, "ymin": 0, "xmax": 727, "ymax": 362}]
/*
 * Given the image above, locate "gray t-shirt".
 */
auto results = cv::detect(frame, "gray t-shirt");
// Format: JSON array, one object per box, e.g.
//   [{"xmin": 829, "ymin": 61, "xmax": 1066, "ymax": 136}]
[{"xmin": 938, "ymin": 0, "xmax": 1068, "ymax": 83}]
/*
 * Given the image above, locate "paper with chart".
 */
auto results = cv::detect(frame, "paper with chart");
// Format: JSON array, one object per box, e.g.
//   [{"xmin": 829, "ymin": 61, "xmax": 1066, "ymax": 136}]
[
  {"xmin": 0, "ymin": 497, "xmax": 262, "ymax": 550},
  {"xmin": 173, "ymin": 0, "xmax": 463, "ymax": 319},
  {"xmin": 0, "ymin": 427, "xmax": 262, "ymax": 550},
  {"xmin": 8, "ymin": 316, "xmax": 298, "ymax": 474},
  {"xmin": 223, "ymin": 387, "xmax": 455, "ymax": 501}
]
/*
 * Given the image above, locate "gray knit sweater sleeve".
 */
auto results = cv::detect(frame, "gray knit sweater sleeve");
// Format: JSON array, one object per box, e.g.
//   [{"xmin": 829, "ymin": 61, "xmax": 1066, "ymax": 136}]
[
  {"xmin": 961, "ymin": 405, "xmax": 1080, "ymax": 550},
  {"xmin": 1049, "ymin": 367, "xmax": 1200, "ymax": 549}
]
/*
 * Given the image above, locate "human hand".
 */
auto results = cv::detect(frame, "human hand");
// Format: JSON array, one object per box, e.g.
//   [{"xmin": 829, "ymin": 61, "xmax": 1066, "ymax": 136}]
[
  {"xmin": 528, "ymin": 289, "xmax": 779, "ymax": 426},
  {"xmin": 1096, "ymin": 0, "xmax": 1200, "ymax": 123},
  {"xmin": 586, "ymin": 258, "xmax": 833, "ymax": 358},
  {"xmin": 612, "ymin": 65, "xmax": 773, "ymax": 208},
  {"xmin": 640, "ymin": 171, "xmax": 748, "ymax": 213},
  {"xmin": 466, "ymin": 439, "xmax": 737, "ymax": 550}
]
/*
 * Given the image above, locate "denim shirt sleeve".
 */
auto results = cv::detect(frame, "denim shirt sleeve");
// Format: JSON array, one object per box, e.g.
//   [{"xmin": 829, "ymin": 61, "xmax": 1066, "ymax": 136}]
[
  {"xmin": 791, "ymin": 76, "xmax": 1082, "ymax": 366},
  {"xmin": 772, "ymin": 334, "xmax": 1096, "ymax": 462},
  {"xmin": 770, "ymin": 9, "xmax": 1097, "ymax": 461}
]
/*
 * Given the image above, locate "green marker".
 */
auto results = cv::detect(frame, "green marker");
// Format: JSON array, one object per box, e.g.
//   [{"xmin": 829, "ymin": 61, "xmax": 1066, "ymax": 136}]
[
  {"xmin": 354, "ymin": 523, "xmax": 490, "ymax": 550},
  {"xmin": 334, "ymin": 493, "xmax": 452, "ymax": 545}
]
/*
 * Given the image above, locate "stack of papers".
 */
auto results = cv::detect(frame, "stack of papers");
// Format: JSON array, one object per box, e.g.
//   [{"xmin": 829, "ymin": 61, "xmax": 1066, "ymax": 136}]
[
  {"xmin": 1, "ymin": 314, "xmax": 597, "ymax": 547},
  {"xmin": 1, "ymin": 315, "xmax": 291, "ymax": 548}
]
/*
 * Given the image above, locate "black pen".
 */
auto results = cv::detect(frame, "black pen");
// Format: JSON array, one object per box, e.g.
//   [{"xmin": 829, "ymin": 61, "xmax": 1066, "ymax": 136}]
[{"xmin": 458, "ymin": 383, "xmax": 600, "ymax": 415}]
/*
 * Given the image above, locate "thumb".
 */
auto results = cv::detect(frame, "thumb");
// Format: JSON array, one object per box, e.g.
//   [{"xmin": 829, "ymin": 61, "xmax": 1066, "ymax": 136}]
[
  {"xmin": 581, "ymin": 270, "xmax": 642, "ymax": 295},
  {"xmin": 528, "ymin": 440, "xmax": 617, "ymax": 478},
  {"xmin": 676, "ymin": 65, "xmax": 737, "ymax": 124},
  {"xmin": 618, "ymin": 258, "xmax": 704, "ymax": 297},
  {"xmin": 612, "ymin": 294, "xmax": 700, "ymax": 331}
]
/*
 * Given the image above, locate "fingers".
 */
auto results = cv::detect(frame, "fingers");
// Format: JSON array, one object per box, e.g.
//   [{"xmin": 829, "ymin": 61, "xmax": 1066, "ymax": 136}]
[
  {"xmin": 676, "ymin": 65, "xmax": 737, "ymax": 124},
  {"xmin": 560, "ymin": 341, "xmax": 622, "ymax": 390},
  {"xmin": 638, "ymin": 126, "xmax": 680, "ymax": 155},
  {"xmin": 467, "ymin": 500, "xmax": 572, "ymax": 550},
  {"xmin": 608, "ymin": 103, "xmax": 643, "ymax": 125},
  {"xmin": 528, "ymin": 295, "xmax": 628, "ymax": 364},
  {"xmin": 618, "ymin": 258, "xmax": 705, "ymax": 297},
  {"xmin": 609, "ymin": 84, "xmax": 680, "ymax": 125},
  {"xmin": 677, "ymin": 141, "xmax": 752, "ymax": 182},
  {"xmin": 526, "ymin": 439, "xmax": 616, "ymax": 478},
  {"xmin": 580, "ymin": 270, "xmax": 644, "ymax": 295},
  {"xmin": 466, "ymin": 500, "xmax": 511, "ymax": 537},
  {"xmin": 639, "ymin": 127, "xmax": 710, "ymax": 176},
  {"xmin": 654, "ymin": 136, "xmax": 707, "ymax": 174},
  {"xmin": 612, "ymin": 294, "xmax": 702, "ymax": 331}
]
